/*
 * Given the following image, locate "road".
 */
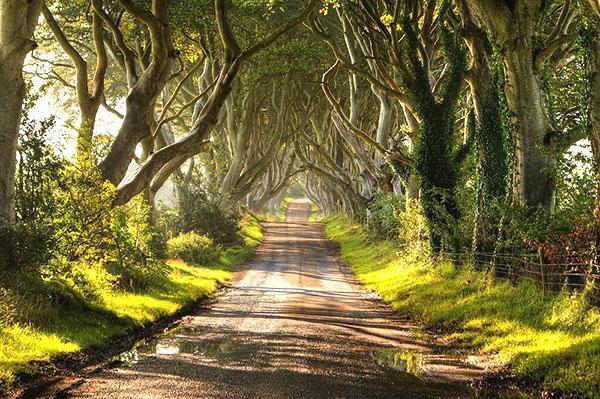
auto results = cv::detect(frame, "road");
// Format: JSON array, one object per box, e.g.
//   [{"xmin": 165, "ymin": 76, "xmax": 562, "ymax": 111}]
[{"xmin": 62, "ymin": 200, "xmax": 511, "ymax": 399}]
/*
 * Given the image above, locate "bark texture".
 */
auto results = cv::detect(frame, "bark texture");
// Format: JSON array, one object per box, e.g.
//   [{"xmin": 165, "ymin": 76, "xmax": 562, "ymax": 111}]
[
  {"xmin": 588, "ymin": 3, "xmax": 600, "ymax": 216},
  {"xmin": 0, "ymin": 0, "xmax": 42, "ymax": 227},
  {"xmin": 465, "ymin": 0, "xmax": 561, "ymax": 210},
  {"xmin": 458, "ymin": 1, "xmax": 508, "ymax": 253}
]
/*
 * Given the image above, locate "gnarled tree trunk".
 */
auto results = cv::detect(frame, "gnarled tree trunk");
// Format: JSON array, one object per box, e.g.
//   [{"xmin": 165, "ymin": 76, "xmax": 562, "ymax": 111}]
[
  {"xmin": 587, "ymin": 4, "xmax": 600, "ymax": 216},
  {"xmin": 0, "ymin": 1, "xmax": 42, "ymax": 228},
  {"xmin": 458, "ymin": 0, "xmax": 508, "ymax": 253},
  {"xmin": 465, "ymin": 0, "xmax": 559, "ymax": 210},
  {"xmin": 503, "ymin": 35, "xmax": 556, "ymax": 209}
]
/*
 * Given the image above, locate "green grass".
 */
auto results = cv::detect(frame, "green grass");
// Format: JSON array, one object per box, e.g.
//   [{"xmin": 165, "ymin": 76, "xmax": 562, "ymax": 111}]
[
  {"xmin": 307, "ymin": 202, "xmax": 322, "ymax": 222},
  {"xmin": 0, "ymin": 213, "xmax": 262, "ymax": 385},
  {"xmin": 324, "ymin": 214, "xmax": 600, "ymax": 398},
  {"xmin": 275, "ymin": 197, "xmax": 295, "ymax": 222},
  {"xmin": 240, "ymin": 211, "xmax": 264, "ymax": 246}
]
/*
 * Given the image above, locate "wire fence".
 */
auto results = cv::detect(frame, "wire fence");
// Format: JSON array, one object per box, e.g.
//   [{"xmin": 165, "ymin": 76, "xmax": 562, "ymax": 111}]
[{"xmin": 435, "ymin": 250, "xmax": 600, "ymax": 304}]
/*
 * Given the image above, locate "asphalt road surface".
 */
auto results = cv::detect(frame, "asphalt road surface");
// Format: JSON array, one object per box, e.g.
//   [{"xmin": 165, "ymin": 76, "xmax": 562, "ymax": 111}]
[{"xmin": 62, "ymin": 199, "xmax": 518, "ymax": 399}]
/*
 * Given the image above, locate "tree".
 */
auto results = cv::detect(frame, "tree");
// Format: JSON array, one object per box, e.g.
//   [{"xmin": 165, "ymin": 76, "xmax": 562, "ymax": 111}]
[
  {"xmin": 583, "ymin": 0, "xmax": 600, "ymax": 216},
  {"xmin": 41, "ymin": 2, "xmax": 108, "ymax": 157},
  {"xmin": 464, "ymin": 0, "xmax": 581, "ymax": 210},
  {"xmin": 456, "ymin": 0, "xmax": 508, "ymax": 252},
  {"xmin": 313, "ymin": 1, "xmax": 467, "ymax": 250},
  {"xmin": 0, "ymin": 1, "xmax": 42, "ymax": 232},
  {"xmin": 113, "ymin": 0, "xmax": 317, "ymax": 205}
]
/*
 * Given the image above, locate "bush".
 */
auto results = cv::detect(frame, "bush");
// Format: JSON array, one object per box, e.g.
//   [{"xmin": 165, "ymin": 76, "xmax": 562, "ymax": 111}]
[
  {"xmin": 178, "ymin": 186, "xmax": 241, "ymax": 246},
  {"xmin": 107, "ymin": 197, "xmax": 168, "ymax": 291},
  {"xmin": 167, "ymin": 232, "xmax": 220, "ymax": 265},
  {"xmin": 396, "ymin": 200, "xmax": 430, "ymax": 255},
  {"xmin": 366, "ymin": 192, "xmax": 405, "ymax": 239},
  {"xmin": 0, "ymin": 288, "xmax": 16, "ymax": 326},
  {"xmin": 2, "ymin": 115, "xmax": 64, "ymax": 270},
  {"xmin": 0, "ymin": 223, "xmax": 54, "ymax": 270}
]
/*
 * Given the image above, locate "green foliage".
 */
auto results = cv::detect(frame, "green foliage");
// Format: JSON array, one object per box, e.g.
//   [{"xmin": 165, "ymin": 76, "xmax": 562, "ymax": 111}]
[
  {"xmin": 167, "ymin": 232, "xmax": 220, "ymax": 265},
  {"xmin": 0, "ymin": 288, "xmax": 16, "ymax": 326},
  {"xmin": 366, "ymin": 192, "xmax": 404, "ymax": 240},
  {"xmin": 15, "ymin": 116, "xmax": 64, "ymax": 224},
  {"xmin": 53, "ymin": 146, "xmax": 115, "ymax": 263},
  {"xmin": 472, "ymin": 65, "xmax": 509, "ymax": 252},
  {"xmin": 0, "ymin": 212, "xmax": 263, "ymax": 384},
  {"xmin": 5, "ymin": 118, "xmax": 175, "ymax": 294},
  {"xmin": 395, "ymin": 200, "xmax": 431, "ymax": 256},
  {"xmin": 239, "ymin": 211, "xmax": 264, "ymax": 247},
  {"xmin": 178, "ymin": 185, "xmax": 242, "ymax": 246},
  {"xmin": 555, "ymin": 142, "xmax": 597, "ymax": 217},
  {"xmin": 0, "ymin": 224, "xmax": 56, "ymax": 270},
  {"xmin": 455, "ymin": 140, "xmax": 479, "ymax": 250},
  {"xmin": 496, "ymin": 143, "xmax": 595, "ymax": 256},
  {"xmin": 403, "ymin": 18, "xmax": 466, "ymax": 251},
  {"xmin": 0, "ymin": 116, "xmax": 64, "ymax": 270},
  {"xmin": 497, "ymin": 203, "xmax": 595, "ymax": 258},
  {"xmin": 107, "ymin": 198, "xmax": 168, "ymax": 291}
]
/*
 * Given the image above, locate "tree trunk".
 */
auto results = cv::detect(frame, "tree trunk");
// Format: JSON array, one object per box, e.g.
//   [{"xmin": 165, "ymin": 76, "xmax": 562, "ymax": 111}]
[
  {"xmin": 503, "ymin": 37, "xmax": 556, "ymax": 210},
  {"xmin": 463, "ymin": 0, "xmax": 556, "ymax": 210},
  {"xmin": 373, "ymin": 88, "xmax": 392, "ymax": 166},
  {"xmin": 406, "ymin": 174, "xmax": 420, "ymax": 200},
  {"xmin": 114, "ymin": 61, "xmax": 239, "ymax": 205},
  {"xmin": 459, "ymin": 2, "xmax": 508, "ymax": 253},
  {"xmin": 586, "ymin": 15, "xmax": 600, "ymax": 270},
  {"xmin": 101, "ymin": 60, "xmax": 173, "ymax": 186},
  {"xmin": 77, "ymin": 108, "xmax": 100, "ymax": 158},
  {"xmin": 0, "ymin": 1, "xmax": 42, "ymax": 228},
  {"xmin": 588, "ymin": 25, "xmax": 600, "ymax": 217}
]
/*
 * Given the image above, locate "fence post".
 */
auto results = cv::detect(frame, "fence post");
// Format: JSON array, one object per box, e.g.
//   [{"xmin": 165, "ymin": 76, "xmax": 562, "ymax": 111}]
[{"xmin": 538, "ymin": 248, "xmax": 546, "ymax": 294}]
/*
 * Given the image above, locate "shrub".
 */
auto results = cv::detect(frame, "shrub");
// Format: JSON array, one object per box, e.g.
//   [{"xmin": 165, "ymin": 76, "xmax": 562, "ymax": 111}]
[
  {"xmin": 167, "ymin": 232, "xmax": 220, "ymax": 265},
  {"xmin": 396, "ymin": 200, "xmax": 431, "ymax": 256},
  {"xmin": 54, "ymin": 154, "xmax": 116, "ymax": 263},
  {"xmin": 0, "ymin": 288, "xmax": 16, "ymax": 326},
  {"xmin": 366, "ymin": 192, "xmax": 405, "ymax": 239},
  {"xmin": 0, "ymin": 223, "xmax": 54, "ymax": 270},
  {"xmin": 2, "ymin": 115, "xmax": 64, "ymax": 270},
  {"xmin": 178, "ymin": 186, "xmax": 241, "ymax": 246}
]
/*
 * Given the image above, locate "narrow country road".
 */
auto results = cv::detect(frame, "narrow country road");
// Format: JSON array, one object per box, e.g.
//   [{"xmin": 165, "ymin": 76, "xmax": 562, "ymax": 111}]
[{"xmin": 62, "ymin": 200, "xmax": 509, "ymax": 399}]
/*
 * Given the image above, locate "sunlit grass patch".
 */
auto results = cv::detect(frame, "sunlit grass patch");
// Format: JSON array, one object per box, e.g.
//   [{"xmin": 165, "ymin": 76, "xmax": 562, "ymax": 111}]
[
  {"xmin": 274, "ymin": 197, "xmax": 295, "ymax": 222},
  {"xmin": 324, "ymin": 214, "xmax": 600, "ymax": 398},
  {"xmin": 241, "ymin": 211, "xmax": 264, "ymax": 247},
  {"xmin": 0, "ymin": 214, "xmax": 262, "ymax": 385},
  {"xmin": 0, "ymin": 324, "xmax": 79, "ymax": 381},
  {"xmin": 307, "ymin": 202, "xmax": 322, "ymax": 222}
]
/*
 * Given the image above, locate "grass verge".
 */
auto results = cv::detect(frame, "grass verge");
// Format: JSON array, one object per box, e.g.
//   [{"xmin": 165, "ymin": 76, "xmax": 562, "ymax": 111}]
[
  {"xmin": 275, "ymin": 197, "xmax": 294, "ymax": 222},
  {"xmin": 0, "ymin": 213, "xmax": 262, "ymax": 385},
  {"xmin": 324, "ymin": 214, "xmax": 600, "ymax": 398},
  {"xmin": 307, "ymin": 202, "xmax": 322, "ymax": 222}
]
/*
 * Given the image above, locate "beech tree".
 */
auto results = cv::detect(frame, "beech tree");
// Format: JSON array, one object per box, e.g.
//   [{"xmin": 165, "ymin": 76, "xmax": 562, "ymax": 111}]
[
  {"xmin": 0, "ymin": 1, "xmax": 42, "ymax": 232},
  {"xmin": 41, "ymin": 2, "xmax": 109, "ymax": 157},
  {"xmin": 112, "ymin": 0, "xmax": 317, "ymax": 205},
  {"xmin": 313, "ymin": 0, "xmax": 468, "ymax": 249},
  {"xmin": 463, "ymin": 0, "xmax": 583, "ymax": 210},
  {"xmin": 583, "ymin": 0, "xmax": 600, "ymax": 215},
  {"xmin": 456, "ymin": 0, "xmax": 508, "ymax": 252},
  {"xmin": 3, "ymin": 0, "xmax": 596, "ymax": 264},
  {"xmin": 29, "ymin": 0, "xmax": 317, "ymax": 208}
]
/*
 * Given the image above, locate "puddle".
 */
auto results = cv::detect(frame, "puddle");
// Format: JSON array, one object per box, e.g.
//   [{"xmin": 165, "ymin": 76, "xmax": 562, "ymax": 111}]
[
  {"xmin": 372, "ymin": 348, "xmax": 535, "ymax": 399},
  {"xmin": 114, "ymin": 327, "xmax": 248, "ymax": 366},
  {"xmin": 365, "ymin": 290, "xmax": 382, "ymax": 300},
  {"xmin": 371, "ymin": 348, "xmax": 426, "ymax": 377}
]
